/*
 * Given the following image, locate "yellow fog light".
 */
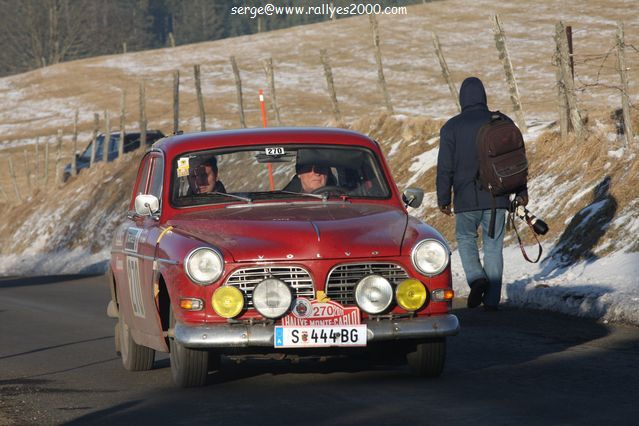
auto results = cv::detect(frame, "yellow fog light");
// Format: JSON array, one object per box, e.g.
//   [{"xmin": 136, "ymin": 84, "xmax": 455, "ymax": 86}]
[
  {"xmin": 396, "ymin": 279, "xmax": 427, "ymax": 311},
  {"xmin": 212, "ymin": 286, "xmax": 244, "ymax": 318}
]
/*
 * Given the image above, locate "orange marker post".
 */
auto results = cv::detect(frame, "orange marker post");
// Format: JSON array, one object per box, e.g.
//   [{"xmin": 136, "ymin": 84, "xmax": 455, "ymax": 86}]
[{"xmin": 259, "ymin": 89, "xmax": 275, "ymax": 191}]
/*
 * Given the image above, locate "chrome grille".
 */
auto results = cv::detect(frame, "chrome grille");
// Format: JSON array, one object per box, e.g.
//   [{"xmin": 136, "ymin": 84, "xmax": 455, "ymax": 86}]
[
  {"xmin": 326, "ymin": 263, "xmax": 410, "ymax": 305},
  {"xmin": 225, "ymin": 266, "xmax": 314, "ymax": 308}
]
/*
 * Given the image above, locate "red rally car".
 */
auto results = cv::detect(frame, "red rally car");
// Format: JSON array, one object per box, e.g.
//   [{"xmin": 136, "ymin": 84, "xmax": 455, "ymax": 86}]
[{"xmin": 106, "ymin": 127, "xmax": 459, "ymax": 387}]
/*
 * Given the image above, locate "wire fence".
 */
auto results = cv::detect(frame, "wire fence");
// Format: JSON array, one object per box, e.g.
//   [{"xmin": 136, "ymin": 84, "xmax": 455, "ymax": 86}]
[{"xmin": 0, "ymin": 15, "xmax": 637, "ymax": 206}]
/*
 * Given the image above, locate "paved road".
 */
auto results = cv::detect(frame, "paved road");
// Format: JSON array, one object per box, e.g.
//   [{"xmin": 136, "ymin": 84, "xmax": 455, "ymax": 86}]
[{"xmin": 1, "ymin": 274, "xmax": 638, "ymax": 425}]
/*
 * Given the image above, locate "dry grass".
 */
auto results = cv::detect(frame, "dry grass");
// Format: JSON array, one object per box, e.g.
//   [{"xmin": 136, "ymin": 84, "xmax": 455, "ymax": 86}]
[{"xmin": 1, "ymin": 0, "xmax": 639, "ymax": 258}]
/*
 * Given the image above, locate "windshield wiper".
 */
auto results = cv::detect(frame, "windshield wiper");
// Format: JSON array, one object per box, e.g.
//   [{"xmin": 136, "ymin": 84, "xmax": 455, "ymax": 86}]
[
  {"xmin": 278, "ymin": 190, "xmax": 325, "ymax": 200},
  {"xmin": 202, "ymin": 192, "xmax": 253, "ymax": 203}
]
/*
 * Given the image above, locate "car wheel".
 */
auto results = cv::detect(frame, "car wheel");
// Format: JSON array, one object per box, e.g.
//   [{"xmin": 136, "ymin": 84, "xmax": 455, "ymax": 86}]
[
  {"xmin": 114, "ymin": 321, "xmax": 121, "ymax": 356},
  {"xmin": 169, "ymin": 308, "xmax": 209, "ymax": 387},
  {"xmin": 406, "ymin": 338, "xmax": 446, "ymax": 377},
  {"xmin": 118, "ymin": 318, "xmax": 155, "ymax": 371}
]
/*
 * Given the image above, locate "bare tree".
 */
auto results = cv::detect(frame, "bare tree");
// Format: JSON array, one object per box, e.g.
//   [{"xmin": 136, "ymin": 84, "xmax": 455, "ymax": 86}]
[
  {"xmin": 0, "ymin": 0, "xmax": 152, "ymax": 76},
  {"xmin": 0, "ymin": 0, "xmax": 93, "ymax": 71},
  {"xmin": 167, "ymin": 0, "xmax": 224, "ymax": 45}
]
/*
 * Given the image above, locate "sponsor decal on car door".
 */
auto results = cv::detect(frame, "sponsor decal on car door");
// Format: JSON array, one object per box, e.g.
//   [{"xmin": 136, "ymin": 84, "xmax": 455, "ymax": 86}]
[{"xmin": 126, "ymin": 256, "xmax": 145, "ymax": 318}]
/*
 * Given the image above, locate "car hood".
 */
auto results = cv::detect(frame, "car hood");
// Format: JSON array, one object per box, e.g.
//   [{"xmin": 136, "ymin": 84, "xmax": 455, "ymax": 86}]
[{"xmin": 167, "ymin": 202, "xmax": 408, "ymax": 262}]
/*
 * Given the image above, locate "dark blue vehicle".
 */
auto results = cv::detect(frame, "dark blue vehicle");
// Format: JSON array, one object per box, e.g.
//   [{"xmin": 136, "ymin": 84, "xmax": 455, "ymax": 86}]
[{"xmin": 63, "ymin": 131, "xmax": 164, "ymax": 181}]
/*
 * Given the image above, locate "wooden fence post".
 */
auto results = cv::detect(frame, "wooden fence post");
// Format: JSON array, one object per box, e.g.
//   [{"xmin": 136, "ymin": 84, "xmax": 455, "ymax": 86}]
[
  {"xmin": 230, "ymin": 56, "xmax": 247, "ymax": 128},
  {"xmin": 139, "ymin": 80, "xmax": 147, "ymax": 149},
  {"xmin": 119, "ymin": 90, "xmax": 126, "ymax": 159},
  {"xmin": 24, "ymin": 148, "xmax": 32, "ymax": 194},
  {"xmin": 123, "ymin": 42, "xmax": 127, "ymax": 54},
  {"xmin": 168, "ymin": 32, "xmax": 176, "ymax": 48},
  {"xmin": 262, "ymin": 57, "xmax": 282, "ymax": 126},
  {"xmin": 320, "ymin": 48, "xmax": 342, "ymax": 124},
  {"xmin": 555, "ymin": 61, "xmax": 569, "ymax": 143},
  {"xmin": 102, "ymin": 110, "xmax": 110, "ymax": 162},
  {"xmin": 369, "ymin": 14, "xmax": 394, "ymax": 114},
  {"xmin": 492, "ymin": 15, "xmax": 527, "ymax": 133},
  {"xmin": 34, "ymin": 137, "xmax": 40, "ymax": 181},
  {"xmin": 555, "ymin": 21, "xmax": 584, "ymax": 136},
  {"xmin": 431, "ymin": 32, "xmax": 460, "ymax": 113},
  {"xmin": 55, "ymin": 129, "xmax": 63, "ymax": 186},
  {"xmin": 71, "ymin": 109, "xmax": 78, "ymax": 177},
  {"xmin": 8, "ymin": 155, "xmax": 22, "ymax": 202},
  {"xmin": 44, "ymin": 138, "xmax": 50, "ymax": 188},
  {"xmin": 91, "ymin": 113, "xmax": 99, "ymax": 166},
  {"xmin": 0, "ymin": 182, "xmax": 8, "ymax": 203},
  {"xmin": 616, "ymin": 22, "xmax": 634, "ymax": 147},
  {"xmin": 173, "ymin": 70, "xmax": 180, "ymax": 134},
  {"xmin": 194, "ymin": 64, "xmax": 206, "ymax": 131}
]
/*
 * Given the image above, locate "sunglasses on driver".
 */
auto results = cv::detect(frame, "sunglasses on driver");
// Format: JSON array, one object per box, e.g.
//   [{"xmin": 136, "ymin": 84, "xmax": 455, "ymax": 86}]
[{"xmin": 296, "ymin": 164, "xmax": 329, "ymax": 175}]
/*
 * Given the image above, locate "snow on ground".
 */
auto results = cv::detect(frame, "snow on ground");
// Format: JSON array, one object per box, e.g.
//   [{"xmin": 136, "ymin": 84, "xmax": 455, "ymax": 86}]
[
  {"xmin": 1, "ymin": 0, "xmax": 638, "ymax": 326},
  {"xmin": 2, "ymin": 220, "xmax": 636, "ymax": 325},
  {"xmin": 451, "ymin": 246, "xmax": 639, "ymax": 325}
]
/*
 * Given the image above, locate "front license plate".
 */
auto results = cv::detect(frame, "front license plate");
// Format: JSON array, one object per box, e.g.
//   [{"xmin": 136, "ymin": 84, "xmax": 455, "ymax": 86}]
[{"xmin": 274, "ymin": 325, "xmax": 367, "ymax": 348}]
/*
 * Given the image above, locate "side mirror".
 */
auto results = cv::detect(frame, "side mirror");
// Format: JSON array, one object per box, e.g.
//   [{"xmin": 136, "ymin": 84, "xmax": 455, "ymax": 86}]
[
  {"xmin": 402, "ymin": 188, "xmax": 424, "ymax": 208},
  {"xmin": 134, "ymin": 194, "xmax": 160, "ymax": 216}
]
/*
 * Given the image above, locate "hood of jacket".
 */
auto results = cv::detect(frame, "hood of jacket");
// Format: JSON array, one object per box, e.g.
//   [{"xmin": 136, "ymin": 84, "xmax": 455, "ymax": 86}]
[{"xmin": 459, "ymin": 77, "xmax": 487, "ymax": 111}]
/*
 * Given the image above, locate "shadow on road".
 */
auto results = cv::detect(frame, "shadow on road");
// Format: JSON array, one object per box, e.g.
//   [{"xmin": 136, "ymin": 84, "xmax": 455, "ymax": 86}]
[
  {"xmin": 0, "ymin": 274, "xmax": 101, "ymax": 288},
  {"xmin": 64, "ymin": 304, "xmax": 635, "ymax": 425},
  {"xmin": 0, "ymin": 336, "xmax": 113, "ymax": 361}
]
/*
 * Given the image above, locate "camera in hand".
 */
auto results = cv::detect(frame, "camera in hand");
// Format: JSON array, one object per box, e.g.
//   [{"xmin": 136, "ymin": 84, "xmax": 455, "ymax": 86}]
[{"xmin": 513, "ymin": 198, "xmax": 548, "ymax": 236}]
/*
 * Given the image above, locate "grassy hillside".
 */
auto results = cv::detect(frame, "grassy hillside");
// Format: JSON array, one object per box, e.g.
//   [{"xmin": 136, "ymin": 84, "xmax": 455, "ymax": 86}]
[{"xmin": 0, "ymin": 0, "xmax": 638, "ymax": 267}]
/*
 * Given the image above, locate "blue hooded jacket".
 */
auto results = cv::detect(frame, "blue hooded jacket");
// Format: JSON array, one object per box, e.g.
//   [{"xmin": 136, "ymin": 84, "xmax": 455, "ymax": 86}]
[{"xmin": 436, "ymin": 77, "xmax": 526, "ymax": 213}]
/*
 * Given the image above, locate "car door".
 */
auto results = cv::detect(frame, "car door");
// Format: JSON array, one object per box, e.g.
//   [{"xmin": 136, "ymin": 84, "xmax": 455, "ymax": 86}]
[{"xmin": 119, "ymin": 152, "xmax": 166, "ymax": 349}]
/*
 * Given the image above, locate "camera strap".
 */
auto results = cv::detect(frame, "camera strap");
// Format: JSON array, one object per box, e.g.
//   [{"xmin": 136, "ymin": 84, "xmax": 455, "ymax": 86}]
[{"xmin": 508, "ymin": 211, "xmax": 543, "ymax": 263}]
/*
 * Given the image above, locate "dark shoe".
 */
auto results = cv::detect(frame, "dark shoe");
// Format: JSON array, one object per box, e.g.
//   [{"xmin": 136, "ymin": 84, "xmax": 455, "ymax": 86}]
[
  {"xmin": 467, "ymin": 278, "xmax": 489, "ymax": 309},
  {"xmin": 483, "ymin": 304, "xmax": 499, "ymax": 312}
]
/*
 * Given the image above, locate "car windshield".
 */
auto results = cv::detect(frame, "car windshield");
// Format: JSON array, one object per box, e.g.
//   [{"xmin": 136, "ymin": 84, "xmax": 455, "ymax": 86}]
[{"xmin": 171, "ymin": 145, "xmax": 391, "ymax": 207}]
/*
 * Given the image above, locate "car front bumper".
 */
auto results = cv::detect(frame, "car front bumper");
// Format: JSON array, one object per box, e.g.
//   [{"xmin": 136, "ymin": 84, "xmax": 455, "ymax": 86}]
[{"xmin": 172, "ymin": 314, "xmax": 459, "ymax": 348}]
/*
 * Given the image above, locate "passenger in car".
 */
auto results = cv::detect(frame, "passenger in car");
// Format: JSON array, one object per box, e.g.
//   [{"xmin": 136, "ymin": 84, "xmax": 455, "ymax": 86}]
[{"xmin": 194, "ymin": 157, "xmax": 226, "ymax": 194}]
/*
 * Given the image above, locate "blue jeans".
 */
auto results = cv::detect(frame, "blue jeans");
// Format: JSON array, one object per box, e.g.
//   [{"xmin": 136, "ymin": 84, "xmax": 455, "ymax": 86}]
[{"xmin": 455, "ymin": 209, "xmax": 506, "ymax": 307}]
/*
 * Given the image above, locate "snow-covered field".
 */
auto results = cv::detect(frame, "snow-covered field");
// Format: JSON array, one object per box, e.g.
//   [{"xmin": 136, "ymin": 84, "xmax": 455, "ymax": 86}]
[{"xmin": 0, "ymin": 0, "xmax": 638, "ymax": 326}]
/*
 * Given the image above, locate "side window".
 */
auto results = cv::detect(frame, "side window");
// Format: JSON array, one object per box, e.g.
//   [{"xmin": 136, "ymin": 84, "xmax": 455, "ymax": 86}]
[
  {"xmin": 149, "ymin": 156, "xmax": 164, "ymax": 200},
  {"xmin": 129, "ymin": 155, "xmax": 152, "ymax": 211}
]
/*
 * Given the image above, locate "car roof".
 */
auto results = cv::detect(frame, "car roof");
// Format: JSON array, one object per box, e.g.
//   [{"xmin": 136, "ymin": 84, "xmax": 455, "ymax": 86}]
[{"xmin": 152, "ymin": 127, "xmax": 381, "ymax": 160}]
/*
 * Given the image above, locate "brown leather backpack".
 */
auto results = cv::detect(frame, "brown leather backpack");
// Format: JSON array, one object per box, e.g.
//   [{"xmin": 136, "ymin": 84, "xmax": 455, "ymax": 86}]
[{"xmin": 476, "ymin": 112, "xmax": 528, "ymax": 237}]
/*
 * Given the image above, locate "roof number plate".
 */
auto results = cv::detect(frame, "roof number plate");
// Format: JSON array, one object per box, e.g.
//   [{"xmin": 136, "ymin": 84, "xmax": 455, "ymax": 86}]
[{"xmin": 265, "ymin": 147, "xmax": 285, "ymax": 156}]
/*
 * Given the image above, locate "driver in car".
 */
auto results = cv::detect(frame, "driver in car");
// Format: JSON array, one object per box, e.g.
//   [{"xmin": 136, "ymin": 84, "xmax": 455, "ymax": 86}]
[{"xmin": 296, "ymin": 164, "xmax": 329, "ymax": 193}]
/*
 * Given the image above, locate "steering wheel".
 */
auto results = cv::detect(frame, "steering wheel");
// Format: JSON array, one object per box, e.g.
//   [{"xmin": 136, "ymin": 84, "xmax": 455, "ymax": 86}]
[{"xmin": 311, "ymin": 185, "xmax": 348, "ymax": 196}]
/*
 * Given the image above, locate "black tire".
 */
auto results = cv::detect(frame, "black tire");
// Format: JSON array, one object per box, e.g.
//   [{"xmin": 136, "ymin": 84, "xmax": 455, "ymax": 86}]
[
  {"xmin": 169, "ymin": 308, "xmax": 209, "ymax": 387},
  {"xmin": 114, "ymin": 322, "xmax": 121, "ymax": 356},
  {"xmin": 119, "ymin": 318, "xmax": 155, "ymax": 371},
  {"xmin": 406, "ymin": 338, "xmax": 446, "ymax": 377}
]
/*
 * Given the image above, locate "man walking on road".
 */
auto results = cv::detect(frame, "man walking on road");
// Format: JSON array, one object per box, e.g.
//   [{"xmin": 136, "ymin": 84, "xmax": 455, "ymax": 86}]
[{"xmin": 436, "ymin": 77, "xmax": 527, "ymax": 311}]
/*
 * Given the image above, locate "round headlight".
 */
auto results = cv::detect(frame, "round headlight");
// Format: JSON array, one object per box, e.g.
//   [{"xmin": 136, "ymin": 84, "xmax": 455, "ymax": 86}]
[
  {"xmin": 212, "ymin": 286, "xmax": 244, "ymax": 318},
  {"xmin": 411, "ymin": 239, "xmax": 449, "ymax": 276},
  {"xmin": 184, "ymin": 247, "xmax": 224, "ymax": 285},
  {"xmin": 355, "ymin": 275, "xmax": 393, "ymax": 314},
  {"xmin": 396, "ymin": 279, "xmax": 428, "ymax": 311},
  {"xmin": 252, "ymin": 279, "xmax": 293, "ymax": 319}
]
